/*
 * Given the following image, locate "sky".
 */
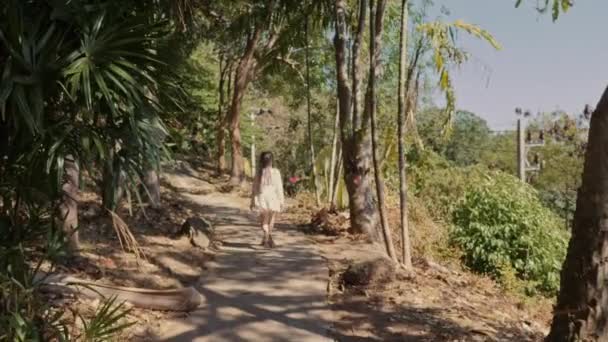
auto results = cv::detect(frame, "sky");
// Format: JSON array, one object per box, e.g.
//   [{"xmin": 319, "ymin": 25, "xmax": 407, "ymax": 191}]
[{"xmin": 433, "ymin": 0, "xmax": 608, "ymax": 130}]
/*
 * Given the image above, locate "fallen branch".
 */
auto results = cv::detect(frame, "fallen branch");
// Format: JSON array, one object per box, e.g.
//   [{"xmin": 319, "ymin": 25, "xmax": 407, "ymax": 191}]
[{"xmin": 36, "ymin": 273, "xmax": 202, "ymax": 312}]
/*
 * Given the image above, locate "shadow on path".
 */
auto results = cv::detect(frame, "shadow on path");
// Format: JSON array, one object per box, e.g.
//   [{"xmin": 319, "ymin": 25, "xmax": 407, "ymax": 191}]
[{"xmin": 157, "ymin": 191, "xmax": 333, "ymax": 342}]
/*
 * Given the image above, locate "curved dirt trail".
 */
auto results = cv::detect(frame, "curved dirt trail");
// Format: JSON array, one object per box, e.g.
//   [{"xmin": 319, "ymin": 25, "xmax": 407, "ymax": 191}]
[{"xmin": 158, "ymin": 187, "xmax": 333, "ymax": 341}]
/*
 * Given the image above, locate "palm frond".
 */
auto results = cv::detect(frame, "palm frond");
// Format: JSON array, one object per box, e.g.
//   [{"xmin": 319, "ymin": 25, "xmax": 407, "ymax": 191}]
[
  {"xmin": 79, "ymin": 296, "xmax": 134, "ymax": 342},
  {"xmin": 417, "ymin": 19, "xmax": 500, "ymax": 137}
]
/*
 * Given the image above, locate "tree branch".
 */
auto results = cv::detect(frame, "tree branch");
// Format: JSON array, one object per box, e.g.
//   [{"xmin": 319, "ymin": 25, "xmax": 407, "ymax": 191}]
[{"xmin": 274, "ymin": 56, "xmax": 306, "ymax": 83}]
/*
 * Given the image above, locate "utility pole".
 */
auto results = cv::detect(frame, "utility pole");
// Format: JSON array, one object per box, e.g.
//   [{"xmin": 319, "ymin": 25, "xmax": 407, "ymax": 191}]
[
  {"xmin": 517, "ymin": 119, "xmax": 525, "ymax": 182},
  {"xmin": 515, "ymin": 110, "xmax": 544, "ymax": 183}
]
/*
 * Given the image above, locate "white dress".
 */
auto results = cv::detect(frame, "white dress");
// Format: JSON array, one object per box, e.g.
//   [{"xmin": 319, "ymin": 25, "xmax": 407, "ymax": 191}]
[{"xmin": 252, "ymin": 168, "xmax": 285, "ymax": 212}]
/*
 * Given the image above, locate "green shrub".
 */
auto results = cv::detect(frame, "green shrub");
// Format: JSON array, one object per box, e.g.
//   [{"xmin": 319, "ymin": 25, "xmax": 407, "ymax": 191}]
[
  {"xmin": 413, "ymin": 164, "xmax": 487, "ymax": 221},
  {"xmin": 451, "ymin": 171, "xmax": 568, "ymax": 296}
]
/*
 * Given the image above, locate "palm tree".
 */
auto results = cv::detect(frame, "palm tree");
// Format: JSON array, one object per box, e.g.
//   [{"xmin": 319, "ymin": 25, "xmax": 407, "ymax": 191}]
[
  {"xmin": 0, "ymin": 0, "xmax": 171, "ymax": 251},
  {"xmin": 0, "ymin": 0, "xmax": 191, "ymax": 339}
]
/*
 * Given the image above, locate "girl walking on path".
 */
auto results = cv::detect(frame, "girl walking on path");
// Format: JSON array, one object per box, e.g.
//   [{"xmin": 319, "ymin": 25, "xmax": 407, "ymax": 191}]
[{"xmin": 250, "ymin": 151, "xmax": 285, "ymax": 248}]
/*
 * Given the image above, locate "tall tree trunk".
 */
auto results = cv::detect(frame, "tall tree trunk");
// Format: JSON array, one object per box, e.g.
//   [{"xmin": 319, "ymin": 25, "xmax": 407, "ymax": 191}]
[
  {"xmin": 144, "ymin": 88, "xmax": 162, "ymax": 210},
  {"xmin": 334, "ymin": 0, "xmax": 379, "ymax": 242},
  {"xmin": 351, "ymin": 0, "xmax": 368, "ymax": 131},
  {"xmin": 305, "ymin": 16, "xmax": 321, "ymax": 207},
  {"xmin": 547, "ymin": 86, "xmax": 608, "ymax": 341},
  {"xmin": 59, "ymin": 155, "xmax": 80, "ymax": 251},
  {"xmin": 102, "ymin": 147, "xmax": 125, "ymax": 211},
  {"xmin": 397, "ymin": 0, "xmax": 413, "ymax": 269},
  {"xmin": 368, "ymin": 0, "xmax": 396, "ymax": 261},
  {"xmin": 342, "ymin": 137, "xmax": 378, "ymax": 240},
  {"xmin": 328, "ymin": 98, "xmax": 340, "ymax": 205},
  {"xmin": 218, "ymin": 64, "xmax": 233, "ymax": 175},
  {"xmin": 228, "ymin": 28, "xmax": 262, "ymax": 184},
  {"xmin": 217, "ymin": 56, "xmax": 229, "ymax": 174}
]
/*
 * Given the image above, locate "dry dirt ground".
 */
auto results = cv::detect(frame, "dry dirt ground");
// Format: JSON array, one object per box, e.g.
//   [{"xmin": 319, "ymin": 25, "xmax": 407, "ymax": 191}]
[
  {"xmin": 285, "ymin": 207, "xmax": 554, "ymax": 342},
  {"xmin": 55, "ymin": 159, "xmax": 553, "ymax": 341}
]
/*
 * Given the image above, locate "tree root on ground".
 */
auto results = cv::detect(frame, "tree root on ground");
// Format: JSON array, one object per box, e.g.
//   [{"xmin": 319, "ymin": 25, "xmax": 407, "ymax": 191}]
[{"xmin": 36, "ymin": 272, "xmax": 202, "ymax": 312}]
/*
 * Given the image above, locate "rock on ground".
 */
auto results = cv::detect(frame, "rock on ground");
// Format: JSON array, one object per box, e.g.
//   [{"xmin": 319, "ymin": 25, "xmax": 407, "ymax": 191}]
[
  {"xmin": 341, "ymin": 257, "xmax": 397, "ymax": 288},
  {"xmin": 179, "ymin": 216, "xmax": 215, "ymax": 249}
]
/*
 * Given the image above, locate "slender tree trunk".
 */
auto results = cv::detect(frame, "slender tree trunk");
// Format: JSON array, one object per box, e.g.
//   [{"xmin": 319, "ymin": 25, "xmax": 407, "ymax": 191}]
[
  {"xmin": 397, "ymin": 0, "xmax": 413, "ymax": 268},
  {"xmin": 228, "ymin": 28, "xmax": 262, "ymax": 184},
  {"xmin": 59, "ymin": 155, "xmax": 80, "ymax": 251},
  {"xmin": 102, "ymin": 150, "xmax": 115, "ymax": 210},
  {"xmin": 334, "ymin": 0, "xmax": 379, "ymax": 242},
  {"xmin": 217, "ymin": 56, "xmax": 229, "ymax": 174},
  {"xmin": 218, "ymin": 64, "xmax": 233, "ymax": 174},
  {"xmin": 143, "ymin": 88, "xmax": 162, "ymax": 210},
  {"xmin": 102, "ymin": 147, "xmax": 125, "ymax": 211},
  {"xmin": 547, "ymin": 86, "xmax": 608, "ymax": 341},
  {"xmin": 144, "ymin": 169, "xmax": 161, "ymax": 209},
  {"xmin": 351, "ymin": 0, "xmax": 368, "ymax": 131},
  {"xmin": 328, "ymin": 98, "xmax": 340, "ymax": 204},
  {"xmin": 368, "ymin": 0, "xmax": 396, "ymax": 261},
  {"xmin": 305, "ymin": 16, "xmax": 321, "ymax": 207}
]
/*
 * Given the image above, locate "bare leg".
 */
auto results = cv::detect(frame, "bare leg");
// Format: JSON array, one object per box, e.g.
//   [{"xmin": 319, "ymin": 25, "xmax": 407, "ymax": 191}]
[
  {"xmin": 267, "ymin": 212, "xmax": 276, "ymax": 248},
  {"xmin": 260, "ymin": 211, "xmax": 269, "ymax": 246},
  {"xmin": 268, "ymin": 212, "xmax": 276, "ymax": 232}
]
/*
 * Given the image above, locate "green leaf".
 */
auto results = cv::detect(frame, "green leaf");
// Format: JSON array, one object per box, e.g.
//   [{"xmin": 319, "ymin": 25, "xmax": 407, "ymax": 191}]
[
  {"xmin": 35, "ymin": 23, "xmax": 56, "ymax": 55},
  {"xmin": 552, "ymin": 0, "xmax": 560, "ymax": 21},
  {"xmin": 46, "ymin": 127, "xmax": 73, "ymax": 173},
  {"xmin": 0, "ymin": 58, "xmax": 14, "ymax": 121},
  {"xmin": 93, "ymin": 71, "xmax": 117, "ymax": 114},
  {"xmin": 82, "ymin": 64, "xmax": 93, "ymax": 110},
  {"xmin": 92, "ymin": 136, "xmax": 106, "ymax": 159},
  {"xmin": 434, "ymin": 51, "xmax": 443, "ymax": 72},
  {"xmin": 453, "ymin": 20, "xmax": 502, "ymax": 50},
  {"xmin": 56, "ymin": 154, "xmax": 65, "ymax": 190},
  {"xmin": 108, "ymin": 64, "xmax": 138, "ymax": 86},
  {"xmin": 81, "ymin": 296, "xmax": 134, "ymax": 341},
  {"xmin": 14, "ymin": 85, "xmax": 38, "ymax": 133},
  {"xmin": 439, "ymin": 69, "xmax": 449, "ymax": 90}
]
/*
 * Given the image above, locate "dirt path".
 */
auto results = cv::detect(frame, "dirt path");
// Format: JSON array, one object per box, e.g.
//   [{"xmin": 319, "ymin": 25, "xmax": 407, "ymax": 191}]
[{"xmin": 157, "ymin": 188, "xmax": 333, "ymax": 341}]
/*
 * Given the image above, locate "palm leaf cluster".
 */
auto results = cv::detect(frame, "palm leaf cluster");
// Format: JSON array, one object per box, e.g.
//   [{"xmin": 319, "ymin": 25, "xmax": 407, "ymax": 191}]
[{"xmin": 0, "ymin": 0, "xmax": 179, "ymax": 339}]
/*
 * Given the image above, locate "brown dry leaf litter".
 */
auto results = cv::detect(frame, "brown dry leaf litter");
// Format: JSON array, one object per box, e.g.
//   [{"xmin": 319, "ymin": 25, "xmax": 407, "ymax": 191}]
[{"xmin": 49, "ymin": 159, "xmax": 225, "ymax": 340}]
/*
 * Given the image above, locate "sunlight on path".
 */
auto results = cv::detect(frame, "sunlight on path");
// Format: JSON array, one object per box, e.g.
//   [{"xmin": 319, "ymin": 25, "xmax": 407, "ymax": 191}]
[{"xmin": 158, "ymin": 191, "xmax": 333, "ymax": 342}]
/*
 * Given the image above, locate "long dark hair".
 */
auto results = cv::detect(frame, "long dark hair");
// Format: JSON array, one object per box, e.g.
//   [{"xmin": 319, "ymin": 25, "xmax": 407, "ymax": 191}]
[
  {"xmin": 260, "ymin": 151, "xmax": 273, "ymax": 169},
  {"xmin": 257, "ymin": 151, "xmax": 273, "ymax": 187}
]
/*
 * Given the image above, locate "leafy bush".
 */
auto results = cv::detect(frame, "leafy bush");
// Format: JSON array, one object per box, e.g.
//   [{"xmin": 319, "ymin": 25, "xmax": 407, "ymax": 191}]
[
  {"xmin": 0, "ymin": 210, "xmax": 134, "ymax": 341},
  {"xmin": 413, "ymin": 162, "xmax": 487, "ymax": 221},
  {"xmin": 407, "ymin": 150, "xmax": 493, "ymax": 221},
  {"xmin": 406, "ymin": 153, "xmax": 568, "ymax": 295},
  {"xmin": 451, "ymin": 172, "xmax": 568, "ymax": 296}
]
